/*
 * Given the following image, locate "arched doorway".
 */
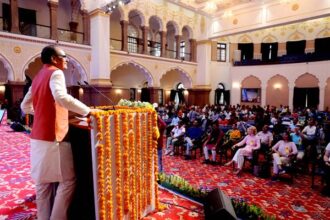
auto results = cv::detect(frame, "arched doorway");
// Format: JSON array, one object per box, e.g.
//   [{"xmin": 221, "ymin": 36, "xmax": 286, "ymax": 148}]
[
  {"xmin": 160, "ymin": 68, "xmax": 192, "ymax": 105},
  {"xmin": 266, "ymin": 75, "xmax": 289, "ymax": 108},
  {"xmin": 111, "ymin": 62, "xmax": 153, "ymax": 103},
  {"xmin": 241, "ymin": 75, "xmax": 261, "ymax": 105},
  {"xmin": 294, "ymin": 73, "xmax": 319, "ymax": 110}
]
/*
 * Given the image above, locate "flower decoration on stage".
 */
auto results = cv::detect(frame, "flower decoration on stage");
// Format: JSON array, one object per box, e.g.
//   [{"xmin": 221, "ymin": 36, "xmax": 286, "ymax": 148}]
[{"xmin": 90, "ymin": 102, "xmax": 159, "ymax": 220}]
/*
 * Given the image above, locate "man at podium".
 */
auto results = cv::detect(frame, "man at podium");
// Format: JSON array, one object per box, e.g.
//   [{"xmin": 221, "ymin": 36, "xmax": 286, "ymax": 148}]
[{"xmin": 21, "ymin": 45, "xmax": 99, "ymax": 220}]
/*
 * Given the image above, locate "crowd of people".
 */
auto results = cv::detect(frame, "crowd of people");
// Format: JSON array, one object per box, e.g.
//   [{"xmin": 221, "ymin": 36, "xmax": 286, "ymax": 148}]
[{"xmin": 155, "ymin": 102, "xmax": 330, "ymax": 197}]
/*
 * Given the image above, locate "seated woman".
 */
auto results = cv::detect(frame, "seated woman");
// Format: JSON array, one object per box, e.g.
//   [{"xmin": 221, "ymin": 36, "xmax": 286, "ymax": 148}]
[
  {"xmin": 202, "ymin": 122, "xmax": 224, "ymax": 164},
  {"xmin": 225, "ymin": 126, "xmax": 260, "ymax": 175},
  {"xmin": 271, "ymin": 131, "xmax": 298, "ymax": 179}
]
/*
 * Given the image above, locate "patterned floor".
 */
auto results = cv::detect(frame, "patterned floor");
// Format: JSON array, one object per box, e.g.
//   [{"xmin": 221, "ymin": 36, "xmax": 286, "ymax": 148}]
[{"xmin": 0, "ymin": 113, "xmax": 329, "ymax": 220}]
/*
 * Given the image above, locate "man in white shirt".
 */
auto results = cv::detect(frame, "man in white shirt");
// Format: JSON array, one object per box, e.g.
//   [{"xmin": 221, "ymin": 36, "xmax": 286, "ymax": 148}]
[
  {"xmin": 165, "ymin": 121, "xmax": 185, "ymax": 155},
  {"xmin": 21, "ymin": 45, "xmax": 99, "ymax": 220},
  {"xmin": 302, "ymin": 119, "xmax": 317, "ymax": 164}
]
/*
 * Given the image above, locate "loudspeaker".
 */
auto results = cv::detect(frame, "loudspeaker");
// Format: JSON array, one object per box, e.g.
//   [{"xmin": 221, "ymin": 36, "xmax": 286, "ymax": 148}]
[{"xmin": 204, "ymin": 188, "xmax": 237, "ymax": 220}]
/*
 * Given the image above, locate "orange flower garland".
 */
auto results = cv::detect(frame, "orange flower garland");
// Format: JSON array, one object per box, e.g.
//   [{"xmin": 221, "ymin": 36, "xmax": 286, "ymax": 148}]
[
  {"xmin": 114, "ymin": 112, "xmax": 123, "ymax": 220},
  {"xmin": 104, "ymin": 113, "xmax": 113, "ymax": 220},
  {"xmin": 90, "ymin": 106, "xmax": 159, "ymax": 220}
]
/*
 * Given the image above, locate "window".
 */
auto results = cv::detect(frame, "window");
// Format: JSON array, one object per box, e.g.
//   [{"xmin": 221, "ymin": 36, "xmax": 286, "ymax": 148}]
[
  {"xmin": 238, "ymin": 43, "xmax": 254, "ymax": 61},
  {"xmin": 261, "ymin": 43, "xmax": 278, "ymax": 61},
  {"xmin": 217, "ymin": 43, "xmax": 226, "ymax": 62},
  {"xmin": 180, "ymin": 41, "xmax": 185, "ymax": 59},
  {"xmin": 128, "ymin": 25, "xmax": 138, "ymax": 53}
]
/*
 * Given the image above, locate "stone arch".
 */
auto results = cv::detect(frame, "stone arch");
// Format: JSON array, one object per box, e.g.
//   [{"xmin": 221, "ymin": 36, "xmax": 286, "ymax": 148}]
[
  {"xmin": 166, "ymin": 21, "xmax": 179, "ymax": 36},
  {"xmin": 128, "ymin": 9, "xmax": 145, "ymax": 27},
  {"xmin": 238, "ymin": 34, "xmax": 253, "ymax": 43},
  {"xmin": 262, "ymin": 34, "xmax": 278, "ymax": 43},
  {"xmin": 22, "ymin": 53, "xmax": 88, "ymax": 86},
  {"xmin": 111, "ymin": 61, "xmax": 153, "ymax": 87},
  {"xmin": 288, "ymin": 31, "xmax": 305, "ymax": 41},
  {"xmin": 316, "ymin": 28, "xmax": 330, "ymax": 38},
  {"xmin": 159, "ymin": 67, "xmax": 192, "ymax": 89},
  {"xmin": 241, "ymin": 75, "xmax": 261, "ymax": 88},
  {"xmin": 182, "ymin": 25, "xmax": 193, "ymax": 39},
  {"xmin": 266, "ymin": 74, "xmax": 289, "ymax": 107},
  {"xmin": 149, "ymin": 15, "xmax": 163, "ymax": 33},
  {"xmin": 294, "ymin": 72, "xmax": 319, "ymax": 87},
  {"xmin": 0, "ymin": 53, "xmax": 14, "ymax": 82}
]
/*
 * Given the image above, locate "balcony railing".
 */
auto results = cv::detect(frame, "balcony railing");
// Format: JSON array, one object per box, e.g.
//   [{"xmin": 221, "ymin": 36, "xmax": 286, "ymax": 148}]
[
  {"xmin": 0, "ymin": 17, "xmax": 84, "ymax": 44},
  {"xmin": 110, "ymin": 38, "xmax": 122, "ymax": 50}
]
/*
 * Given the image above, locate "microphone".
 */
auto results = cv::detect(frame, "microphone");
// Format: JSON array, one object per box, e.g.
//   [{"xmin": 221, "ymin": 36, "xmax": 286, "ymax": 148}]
[{"xmin": 80, "ymin": 81, "xmax": 115, "ymax": 110}]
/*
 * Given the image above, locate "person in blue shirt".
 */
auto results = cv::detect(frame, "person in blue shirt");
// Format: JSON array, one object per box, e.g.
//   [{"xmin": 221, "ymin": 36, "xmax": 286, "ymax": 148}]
[{"xmin": 184, "ymin": 120, "xmax": 204, "ymax": 159}]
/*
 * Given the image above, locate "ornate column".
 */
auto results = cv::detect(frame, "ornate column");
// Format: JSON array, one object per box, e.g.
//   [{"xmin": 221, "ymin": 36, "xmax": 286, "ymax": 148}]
[
  {"xmin": 229, "ymin": 43, "xmax": 238, "ymax": 62},
  {"xmin": 160, "ymin": 31, "xmax": 167, "ymax": 58},
  {"xmin": 142, "ymin": 26, "xmax": 149, "ymax": 55},
  {"xmin": 82, "ymin": 10, "xmax": 90, "ymax": 45},
  {"xmin": 196, "ymin": 40, "xmax": 211, "ymax": 85},
  {"xmin": 89, "ymin": 9, "xmax": 111, "ymax": 84},
  {"xmin": 189, "ymin": 39, "xmax": 197, "ymax": 62},
  {"xmin": 278, "ymin": 42, "xmax": 286, "ymax": 57},
  {"xmin": 305, "ymin": 39, "xmax": 315, "ymax": 54},
  {"xmin": 10, "ymin": 0, "xmax": 19, "ymax": 34},
  {"xmin": 120, "ymin": 20, "xmax": 128, "ymax": 52},
  {"xmin": 319, "ymin": 82, "xmax": 326, "ymax": 111},
  {"xmin": 253, "ymin": 43, "xmax": 262, "ymax": 60},
  {"xmin": 288, "ymin": 82, "xmax": 295, "ymax": 111},
  {"xmin": 261, "ymin": 83, "xmax": 267, "ymax": 107},
  {"xmin": 175, "ymin": 35, "xmax": 182, "ymax": 59},
  {"xmin": 48, "ymin": 1, "xmax": 58, "ymax": 40}
]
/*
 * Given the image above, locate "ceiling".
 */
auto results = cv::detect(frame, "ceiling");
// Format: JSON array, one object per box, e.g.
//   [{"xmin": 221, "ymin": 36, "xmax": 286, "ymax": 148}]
[{"xmin": 167, "ymin": 0, "xmax": 259, "ymax": 17}]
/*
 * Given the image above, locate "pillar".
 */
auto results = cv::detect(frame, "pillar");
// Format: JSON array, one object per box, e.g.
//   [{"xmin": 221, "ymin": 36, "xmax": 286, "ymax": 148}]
[
  {"xmin": 189, "ymin": 39, "xmax": 197, "ymax": 62},
  {"xmin": 288, "ymin": 82, "xmax": 294, "ymax": 111},
  {"xmin": 120, "ymin": 20, "xmax": 128, "ymax": 52},
  {"xmin": 142, "ymin": 26, "xmax": 149, "ymax": 55},
  {"xmin": 319, "ymin": 82, "xmax": 326, "ymax": 111},
  {"xmin": 48, "ymin": 1, "xmax": 58, "ymax": 40},
  {"xmin": 175, "ymin": 35, "xmax": 182, "ymax": 59},
  {"xmin": 89, "ymin": 9, "xmax": 111, "ymax": 83},
  {"xmin": 278, "ymin": 42, "xmax": 286, "ymax": 57},
  {"xmin": 253, "ymin": 43, "xmax": 262, "ymax": 60},
  {"xmin": 196, "ymin": 40, "xmax": 211, "ymax": 85},
  {"xmin": 261, "ymin": 83, "xmax": 267, "ymax": 107},
  {"xmin": 305, "ymin": 39, "xmax": 315, "ymax": 54},
  {"xmin": 82, "ymin": 10, "xmax": 90, "ymax": 45},
  {"xmin": 160, "ymin": 31, "xmax": 167, "ymax": 58},
  {"xmin": 10, "ymin": 0, "xmax": 19, "ymax": 34}
]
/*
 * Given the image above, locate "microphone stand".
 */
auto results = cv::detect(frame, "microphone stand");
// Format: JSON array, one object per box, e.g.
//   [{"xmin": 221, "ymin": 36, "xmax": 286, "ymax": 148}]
[{"xmin": 79, "ymin": 81, "xmax": 116, "ymax": 110}]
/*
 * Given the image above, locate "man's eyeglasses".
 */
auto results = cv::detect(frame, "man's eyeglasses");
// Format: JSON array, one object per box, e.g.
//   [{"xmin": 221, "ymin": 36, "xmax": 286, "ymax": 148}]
[{"xmin": 56, "ymin": 54, "xmax": 67, "ymax": 59}]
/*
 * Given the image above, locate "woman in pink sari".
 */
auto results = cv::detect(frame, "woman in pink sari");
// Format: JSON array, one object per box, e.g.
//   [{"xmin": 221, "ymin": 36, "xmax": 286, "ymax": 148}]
[{"xmin": 225, "ymin": 126, "xmax": 260, "ymax": 175}]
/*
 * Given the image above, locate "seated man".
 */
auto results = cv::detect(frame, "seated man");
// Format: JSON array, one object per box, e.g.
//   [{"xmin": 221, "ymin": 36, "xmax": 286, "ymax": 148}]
[
  {"xmin": 321, "ymin": 142, "xmax": 330, "ymax": 196},
  {"xmin": 302, "ymin": 119, "xmax": 317, "ymax": 164},
  {"xmin": 165, "ymin": 121, "xmax": 185, "ymax": 156},
  {"xmin": 203, "ymin": 122, "xmax": 224, "ymax": 164},
  {"xmin": 271, "ymin": 131, "xmax": 298, "ymax": 179},
  {"xmin": 221, "ymin": 123, "xmax": 242, "ymax": 153},
  {"xmin": 256, "ymin": 125, "xmax": 273, "ymax": 160},
  {"xmin": 184, "ymin": 120, "xmax": 204, "ymax": 159},
  {"xmin": 290, "ymin": 127, "xmax": 304, "ymax": 161}
]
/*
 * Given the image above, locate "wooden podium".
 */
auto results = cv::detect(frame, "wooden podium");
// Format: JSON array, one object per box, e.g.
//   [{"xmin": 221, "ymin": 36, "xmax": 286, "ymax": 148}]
[{"xmin": 68, "ymin": 107, "xmax": 159, "ymax": 220}]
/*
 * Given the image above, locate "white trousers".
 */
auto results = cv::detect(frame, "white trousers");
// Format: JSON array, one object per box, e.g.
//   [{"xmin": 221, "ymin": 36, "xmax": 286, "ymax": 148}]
[
  {"xmin": 232, "ymin": 149, "xmax": 245, "ymax": 169},
  {"xmin": 36, "ymin": 179, "xmax": 76, "ymax": 220},
  {"xmin": 203, "ymin": 146, "xmax": 216, "ymax": 161},
  {"xmin": 272, "ymin": 153, "xmax": 290, "ymax": 174}
]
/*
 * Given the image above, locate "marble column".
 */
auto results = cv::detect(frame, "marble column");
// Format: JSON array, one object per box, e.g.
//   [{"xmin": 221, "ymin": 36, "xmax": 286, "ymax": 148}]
[
  {"xmin": 189, "ymin": 39, "xmax": 197, "ymax": 62},
  {"xmin": 48, "ymin": 1, "xmax": 58, "ymax": 40},
  {"xmin": 305, "ymin": 39, "xmax": 315, "ymax": 54},
  {"xmin": 142, "ymin": 26, "xmax": 149, "ymax": 55},
  {"xmin": 10, "ymin": 0, "xmax": 19, "ymax": 34},
  {"xmin": 319, "ymin": 82, "xmax": 326, "ymax": 111},
  {"xmin": 261, "ymin": 83, "xmax": 267, "ymax": 107},
  {"xmin": 253, "ymin": 43, "xmax": 262, "ymax": 60},
  {"xmin": 175, "ymin": 35, "xmax": 182, "ymax": 59},
  {"xmin": 196, "ymin": 40, "xmax": 211, "ymax": 86},
  {"xmin": 278, "ymin": 42, "xmax": 286, "ymax": 57},
  {"xmin": 81, "ymin": 10, "xmax": 90, "ymax": 45},
  {"xmin": 89, "ymin": 9, "xmax": 111, "ymax": 83},
  {"xmin": 160, "ymin": 31, "xmax": 167, "ymax": 58},
  {"xmin": 288, "ymin": 82, "xmax": 294, "ymax": 111},
  {"xmin": 120, "ymin": 20, "xmax": 128, "ymax": 52}
]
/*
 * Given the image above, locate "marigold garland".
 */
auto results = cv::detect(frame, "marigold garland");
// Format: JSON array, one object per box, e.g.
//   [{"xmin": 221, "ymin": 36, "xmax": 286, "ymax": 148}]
[{"xmin": 90, "ymin": 106, "xmax": 159, "ymax": 220}]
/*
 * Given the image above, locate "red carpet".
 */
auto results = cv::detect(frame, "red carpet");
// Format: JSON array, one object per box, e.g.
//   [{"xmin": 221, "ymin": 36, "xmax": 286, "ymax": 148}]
[
  {"xmin": 0, "ymin": 113, "xmax": 329, "ymax": 219},
  {"xmin": 162, "ymin": 152, "xmax": 330, "ymax": 220}
]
